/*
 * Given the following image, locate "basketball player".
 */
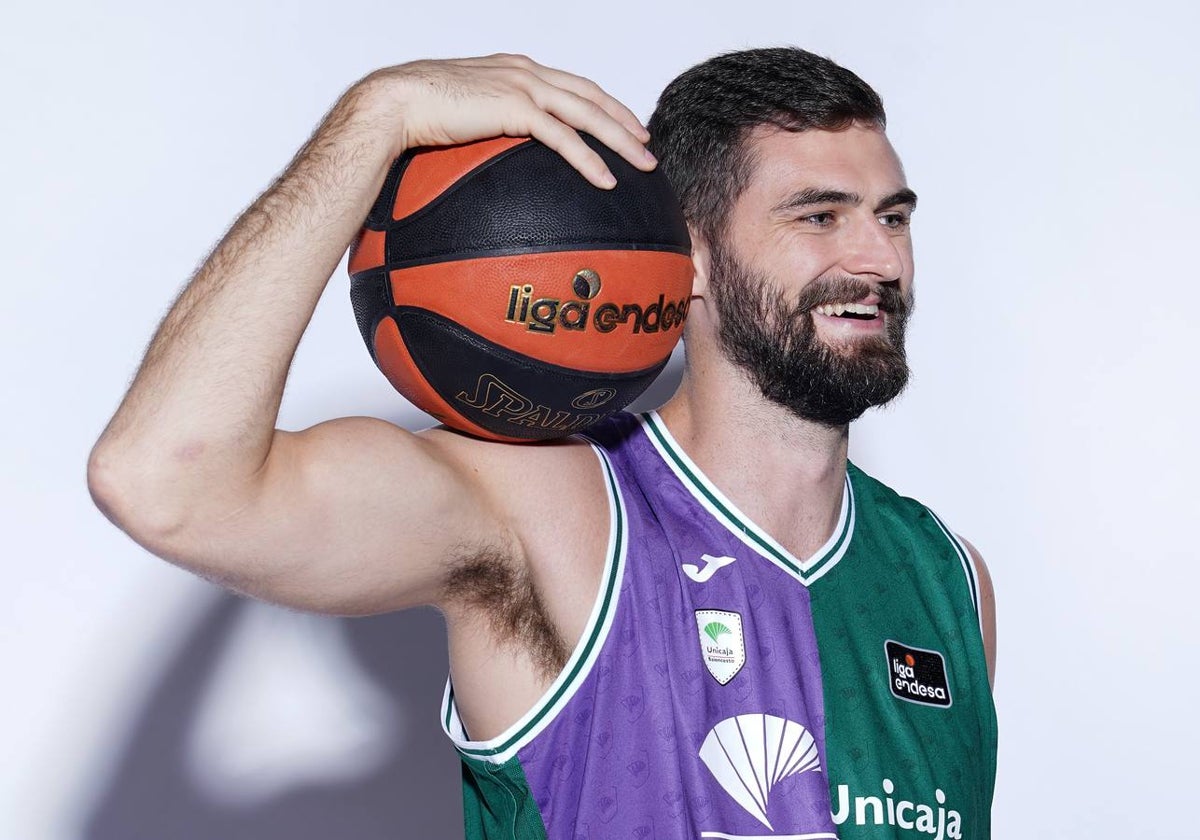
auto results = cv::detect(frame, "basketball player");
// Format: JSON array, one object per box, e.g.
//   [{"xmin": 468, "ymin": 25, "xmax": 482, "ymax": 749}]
[{"xmin": 89, "ymin": 49, "xmax": 997, "ymax": 838}]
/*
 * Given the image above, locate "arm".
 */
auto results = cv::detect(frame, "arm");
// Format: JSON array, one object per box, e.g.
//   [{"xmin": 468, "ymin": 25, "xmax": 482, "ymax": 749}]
[
  {"xmin": 86, "ymin": 55, "xmax": 653, "ymax": 615},
  {"xmin": 960, "ymin": 537, "xmax": 997, "ymax": 690}
]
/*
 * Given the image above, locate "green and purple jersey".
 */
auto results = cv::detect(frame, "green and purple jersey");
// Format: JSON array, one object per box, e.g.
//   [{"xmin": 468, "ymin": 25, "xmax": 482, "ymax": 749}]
[{"xmin": 442, "ymin": 411, "xmax": 996, "ymax": 839}]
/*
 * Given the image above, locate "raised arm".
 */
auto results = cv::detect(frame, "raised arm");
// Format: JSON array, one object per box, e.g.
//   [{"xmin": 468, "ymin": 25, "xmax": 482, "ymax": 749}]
[{"xmin": 87, "ymin": 55, "xmax": 653, "ymax": 615}]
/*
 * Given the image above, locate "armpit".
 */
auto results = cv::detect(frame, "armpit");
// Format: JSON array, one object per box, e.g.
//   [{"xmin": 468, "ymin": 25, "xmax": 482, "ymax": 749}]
[{"xmin": 443, "ymin": 548, "xmax": 570, "ymax": 680}]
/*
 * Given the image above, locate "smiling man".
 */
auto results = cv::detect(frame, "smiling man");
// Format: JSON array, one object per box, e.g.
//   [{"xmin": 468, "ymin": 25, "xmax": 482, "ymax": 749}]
[{"xmin": 89, "ymin": 48, "xmax": 996, "ymax": 839}]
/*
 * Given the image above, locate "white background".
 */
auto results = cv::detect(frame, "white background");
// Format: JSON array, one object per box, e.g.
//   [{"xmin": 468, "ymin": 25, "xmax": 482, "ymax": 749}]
[{"xmin": 4, "ymin": 1, "xmax": 1198, "ymax": 837}]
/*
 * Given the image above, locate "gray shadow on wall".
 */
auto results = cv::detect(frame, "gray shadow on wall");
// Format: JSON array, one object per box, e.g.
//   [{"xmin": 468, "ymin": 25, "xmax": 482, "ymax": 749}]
[{"xmin": 81, "ymin": 594, "xmax": 462, "ymax": 840}]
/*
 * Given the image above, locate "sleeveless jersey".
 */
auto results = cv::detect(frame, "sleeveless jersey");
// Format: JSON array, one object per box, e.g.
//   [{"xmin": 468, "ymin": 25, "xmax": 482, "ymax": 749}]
[{"xmin": 442, "ymin": 411, "xmax": 997, "ymax": 840}]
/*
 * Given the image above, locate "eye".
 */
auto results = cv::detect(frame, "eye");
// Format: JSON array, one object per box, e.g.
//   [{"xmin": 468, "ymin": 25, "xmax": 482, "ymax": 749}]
[
  {"xmin": 878, "ymin": 211, "xmax": 912, "ymax": 230},
  {"xmin": 799, "ymin": 212, "xmax": 836, "ymax": 227}
]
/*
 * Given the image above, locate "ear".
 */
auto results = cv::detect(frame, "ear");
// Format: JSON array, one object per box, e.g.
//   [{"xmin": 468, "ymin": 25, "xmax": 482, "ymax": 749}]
[{"xmin": 688, "ymin": 224, "xmax": 711, "ymax": 299}]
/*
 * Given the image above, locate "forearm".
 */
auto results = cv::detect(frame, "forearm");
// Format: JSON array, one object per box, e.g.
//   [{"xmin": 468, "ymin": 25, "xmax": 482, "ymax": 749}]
[{"xmin": 90, "ymin": 81, "xmax": 396, "ymax": 529}]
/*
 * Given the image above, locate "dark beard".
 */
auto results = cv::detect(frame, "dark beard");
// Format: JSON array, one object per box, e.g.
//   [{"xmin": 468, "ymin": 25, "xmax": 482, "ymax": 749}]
[{"xmin": 708, "ymin": 239, "xmax": 913, "ymax": 427}]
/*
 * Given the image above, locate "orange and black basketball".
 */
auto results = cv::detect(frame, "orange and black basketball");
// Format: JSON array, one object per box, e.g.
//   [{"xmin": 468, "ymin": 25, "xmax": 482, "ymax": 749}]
[{"xmin": 348, "ymin": 133, "xmax": 693, "ymax": 442}]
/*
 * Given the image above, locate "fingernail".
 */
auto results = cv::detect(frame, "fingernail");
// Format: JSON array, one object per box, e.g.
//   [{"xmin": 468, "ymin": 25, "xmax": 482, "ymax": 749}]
[
  {"xmin": 602, "ymin": 172, "xmax": 617, "ymax": 188},
  {"xmin": 643, "ymin": 148, "xmax": 657, "ymax": 165}
]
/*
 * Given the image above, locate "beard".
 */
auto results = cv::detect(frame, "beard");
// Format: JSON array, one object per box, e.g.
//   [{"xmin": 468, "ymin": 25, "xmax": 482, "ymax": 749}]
[{"xmin": 708, "ymin": 239, "xmax": 913, "ymax": 427}]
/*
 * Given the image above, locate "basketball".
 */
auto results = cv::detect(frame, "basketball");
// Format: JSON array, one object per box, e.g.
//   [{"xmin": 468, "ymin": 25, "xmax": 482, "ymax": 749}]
[{"xmin": 347, "ymin": 133, "xmax": 694, "ymax": 442}]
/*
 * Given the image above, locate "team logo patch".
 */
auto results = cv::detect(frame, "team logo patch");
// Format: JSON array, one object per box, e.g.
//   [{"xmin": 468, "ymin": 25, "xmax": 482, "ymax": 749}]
[
  {"xmin": 885, "ymin": 640, "xmax": 952, "ymax": 707},
  {"xmin": 695, "ymin": 610, "xmax": 745, "ymax": 685},
  {"xmin": 698, "ymin": 714, "xmax": 822, "ymax": 830}
]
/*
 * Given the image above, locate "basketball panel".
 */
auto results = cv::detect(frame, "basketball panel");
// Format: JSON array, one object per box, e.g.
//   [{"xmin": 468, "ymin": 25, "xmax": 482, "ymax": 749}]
[
  {"xmin": 384, "ymin": 134, "xmax": 691, "ymax": 268},
  {"xmin": 350, "ymin": 268, "xmax": 391, "ymax": 360},
  {"xmin": 387, "ymin": 250, "xmax": 693, "ymax": 372},
  {"xmin": 395, "ymin": 307, "xmax": 667, "ymax": 441},
  {"xmin": 392, "ymin": 137, "xmax": 529, "ymax": 222},
  {"xmin": 372, "ymin": 316, "xmax": 524, "ymax": 441}
]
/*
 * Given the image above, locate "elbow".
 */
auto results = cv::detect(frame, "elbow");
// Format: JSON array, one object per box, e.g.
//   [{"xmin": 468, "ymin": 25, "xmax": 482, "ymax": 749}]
[
  {"xmin": 86, "ymin": 442, "xmax": 123, "ymax": 518},
  {"xmin": 87, "ymin": 443, "xmax": 192, "ymax": 550}
]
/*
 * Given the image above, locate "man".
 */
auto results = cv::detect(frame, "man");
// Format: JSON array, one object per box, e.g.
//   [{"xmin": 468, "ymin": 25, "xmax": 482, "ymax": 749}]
[{"xmin": 89, "ymin": 48, "xmax": 996, "ymax": 838}]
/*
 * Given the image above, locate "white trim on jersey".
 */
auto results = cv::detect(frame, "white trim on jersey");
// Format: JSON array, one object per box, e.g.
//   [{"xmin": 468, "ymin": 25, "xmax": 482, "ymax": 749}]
[
  {"xmin": 642, "ymin": 411, "xmax": 856, "ymax": 587},
  {"xmin": 924, "ymin": 506, "xmax": 985, "ymax": 640},
  {"xmin": 440, "ymin": 443, "xmax": 628, "ymax": 765}
]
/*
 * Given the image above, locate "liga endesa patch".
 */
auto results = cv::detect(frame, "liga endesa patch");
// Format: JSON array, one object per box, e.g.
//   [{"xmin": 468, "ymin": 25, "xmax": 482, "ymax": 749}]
[{"xmin": 885, "ymin": 640, "xmax": 952, "ymax": 707}]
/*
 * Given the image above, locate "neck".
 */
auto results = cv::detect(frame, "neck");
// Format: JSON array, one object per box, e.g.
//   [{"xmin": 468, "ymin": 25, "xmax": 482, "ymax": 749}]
[{"xmin": 657, "ymin": 358, "xmax": 850, "ymax": 563}]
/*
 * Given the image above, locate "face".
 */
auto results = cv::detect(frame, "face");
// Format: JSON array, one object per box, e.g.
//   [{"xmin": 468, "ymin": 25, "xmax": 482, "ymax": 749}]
[{"xmin": 705, "ymin": 123, "xmax": 917, "ymax": 427}]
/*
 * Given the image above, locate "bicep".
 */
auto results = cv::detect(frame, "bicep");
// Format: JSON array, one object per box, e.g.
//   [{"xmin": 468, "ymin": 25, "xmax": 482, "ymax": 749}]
[{"xmin": 193, "ymin": 417, "xmax": 514, "ymax": 615}]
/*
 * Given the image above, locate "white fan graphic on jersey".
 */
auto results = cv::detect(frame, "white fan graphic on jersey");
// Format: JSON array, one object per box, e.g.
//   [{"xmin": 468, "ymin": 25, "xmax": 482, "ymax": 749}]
[{"xmin": 698, "ymin": 714, "xmax": 822, "ymax": 829}]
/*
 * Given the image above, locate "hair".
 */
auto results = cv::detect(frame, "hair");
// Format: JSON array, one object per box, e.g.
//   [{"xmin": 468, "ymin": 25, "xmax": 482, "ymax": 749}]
[{"xmin": 648, "ymin": 47, "xmax": 887, "ymax": 241}]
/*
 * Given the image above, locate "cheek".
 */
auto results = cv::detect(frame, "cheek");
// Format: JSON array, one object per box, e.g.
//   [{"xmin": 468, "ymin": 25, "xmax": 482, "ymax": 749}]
[{"xmin": 775, "ymin": 241, "xmax": 841, "ymax": 282}]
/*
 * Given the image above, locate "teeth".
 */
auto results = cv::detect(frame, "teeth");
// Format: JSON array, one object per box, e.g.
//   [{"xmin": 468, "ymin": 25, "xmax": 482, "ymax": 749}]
[{"xmin": 815, "ymin": 302, "xmax": 879, "ymax": 317}]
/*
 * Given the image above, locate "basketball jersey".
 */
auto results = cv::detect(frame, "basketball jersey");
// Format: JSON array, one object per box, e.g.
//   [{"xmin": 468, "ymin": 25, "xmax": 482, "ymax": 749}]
[{"xmin": 442, "ymin": 411, "xmax": 997, "ymax": 839}]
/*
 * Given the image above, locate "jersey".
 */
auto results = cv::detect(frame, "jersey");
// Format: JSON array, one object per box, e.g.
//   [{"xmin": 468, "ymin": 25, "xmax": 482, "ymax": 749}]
[{"xmin": 441, "ymin": 411, "xmax": 997, "ymax": 840}]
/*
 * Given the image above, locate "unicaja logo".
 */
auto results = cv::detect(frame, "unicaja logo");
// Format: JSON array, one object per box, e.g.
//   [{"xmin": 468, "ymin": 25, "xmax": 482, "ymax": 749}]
[
  {"xmin": 831, "ymin": 779, "xmax": 963, "ymax": 840},
  {"xmin": 702, "ymin": 621, "xmax": 731, "ymax": 644},
  {"xmin": 694, "ymin": 610, "xmax": 745, "ymax": 684},
  {"xmin": 504, "ymin": 268, "xmax": 690, "ymax": 334},
  {"xmin": 699, "ymin": 714, "xmax": 822, "ymax": 830}
]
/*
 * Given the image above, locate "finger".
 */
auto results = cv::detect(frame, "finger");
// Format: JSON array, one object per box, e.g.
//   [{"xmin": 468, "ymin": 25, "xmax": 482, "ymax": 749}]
[
  {"xmin": 528, "ymin": 83, "xmax": 657, "ymax": 173},
  {"xmin": 524, "ymin": 66, "xmax": 650, "ymax": 143},
  {"xmin": 517, "ymin": 109, "xmax": 617, "ymax": 189},
  {"xmin": 454, "ymin": 55, "xmax": 650, "ymax": 143}
]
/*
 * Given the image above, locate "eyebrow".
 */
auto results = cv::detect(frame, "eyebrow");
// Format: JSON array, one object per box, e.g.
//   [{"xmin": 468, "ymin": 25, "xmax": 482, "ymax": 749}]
[
  {"xmin": 774, "ymin": 186, "xmax": 918, "ymax": 213},
  {"xmin": 877, "ymin": 188, "xmax": 918, "ymax": 213}
]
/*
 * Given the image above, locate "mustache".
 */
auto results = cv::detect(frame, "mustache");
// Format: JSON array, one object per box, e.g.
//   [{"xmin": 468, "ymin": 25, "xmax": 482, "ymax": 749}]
[{"xmin": 795, "ymin": 277, "xmax": 911, "ymax": 316}]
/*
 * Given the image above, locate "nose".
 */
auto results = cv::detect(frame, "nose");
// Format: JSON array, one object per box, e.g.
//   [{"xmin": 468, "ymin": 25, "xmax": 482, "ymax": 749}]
[{"xmin": 840, "ymin": 215, "xmax": 905, "ymax": 281}]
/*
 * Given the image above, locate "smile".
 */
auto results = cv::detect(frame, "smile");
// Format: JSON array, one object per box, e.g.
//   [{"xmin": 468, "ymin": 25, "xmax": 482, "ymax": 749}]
[{"xmin": 813, "ymin": 302, "xmax": 879, "ymax": 320}]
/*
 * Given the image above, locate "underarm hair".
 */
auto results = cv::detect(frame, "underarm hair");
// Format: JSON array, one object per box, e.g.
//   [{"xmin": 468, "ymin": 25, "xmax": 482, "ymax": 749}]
[{"xmin": 443, "ymin": 546, "xmax": 569, "ymax": 679}]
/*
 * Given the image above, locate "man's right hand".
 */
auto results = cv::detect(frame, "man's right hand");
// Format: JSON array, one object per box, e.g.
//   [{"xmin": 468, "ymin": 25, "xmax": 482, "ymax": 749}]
[{"xmin": 356, "ymin": 54, "xmax": 656, "ymax": 187}]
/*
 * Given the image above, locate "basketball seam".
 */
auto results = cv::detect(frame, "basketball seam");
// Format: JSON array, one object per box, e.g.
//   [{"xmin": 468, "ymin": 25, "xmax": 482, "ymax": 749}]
[
  {"xmin": 394, "ymin": 306, "xmax": 670, "ymax": 380},
  {"xmin": 379, "ymin": 241, "xmax": 693, "ymax": 271},
  {"xmin": 374, "ymin": 138, "xmax": 536, "ymax": 229},
  {"xmin": 363, "ymin": 154, "xmax": 414, "ymax": 229},
  {"xmin": 348, "ymin": 268, "xmax": 395, "ymax": 364}
]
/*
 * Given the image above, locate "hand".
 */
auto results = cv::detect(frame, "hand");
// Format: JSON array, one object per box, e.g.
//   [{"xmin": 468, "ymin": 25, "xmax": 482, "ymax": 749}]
[{"xmin": 353, "ymin": 54, "xmax": 656, "ymax": 188}]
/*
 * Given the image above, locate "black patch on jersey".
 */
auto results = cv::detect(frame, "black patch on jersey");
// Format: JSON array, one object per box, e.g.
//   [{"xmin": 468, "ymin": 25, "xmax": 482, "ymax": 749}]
[{"xmin": 885, "ymin": 640, "xmax": 952, "ymax": 708}]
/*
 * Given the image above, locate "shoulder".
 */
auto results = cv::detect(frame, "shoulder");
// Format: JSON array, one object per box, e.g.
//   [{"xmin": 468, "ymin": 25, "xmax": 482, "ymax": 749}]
[
  {"xmin": 956, "ymin": 535, "xmax": 997, "ymax": 689},
  {"xmin": 845, "ymin": 461, "xmax": 939, "ymax": 524},
  {"xmin": 847, "ymin": 463, "xmax": 971, "ymax": 545},
  {"xmin": 420, "ymin": 422, "xmax": 618, "ymax": 581},
  {"xmin": 956, "ymin": 536, "xmax": 994, "ymax": 607},
  {"xmin": 420, "ymin": 424, "xmax": 606, "ymax": 524}
]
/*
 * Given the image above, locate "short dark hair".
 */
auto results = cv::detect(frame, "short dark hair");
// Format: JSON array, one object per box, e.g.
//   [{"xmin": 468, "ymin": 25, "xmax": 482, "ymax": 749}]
[{"xmin": 648, "ymin": 47, "xmax": 886, "ymax": 241}]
